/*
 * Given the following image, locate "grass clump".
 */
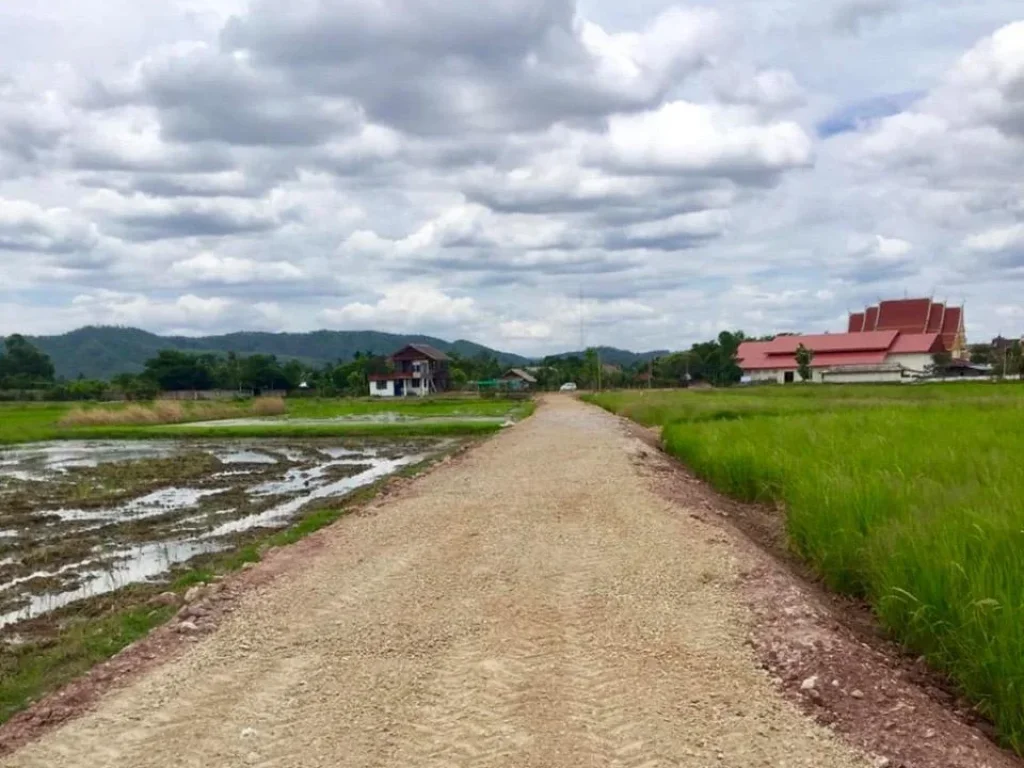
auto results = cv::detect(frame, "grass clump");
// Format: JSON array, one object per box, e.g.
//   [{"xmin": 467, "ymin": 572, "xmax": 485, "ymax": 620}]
[
  {"xmin": 593, "ymin": 385, "xmax": 1024, "ymax": 753},
  {"xmin": 58, "ymin": 397, "xmax": 285, "ymax": 428},
  {"xmin": 0, "ymin": 603, "xmax": 176, "ymax": 723}
]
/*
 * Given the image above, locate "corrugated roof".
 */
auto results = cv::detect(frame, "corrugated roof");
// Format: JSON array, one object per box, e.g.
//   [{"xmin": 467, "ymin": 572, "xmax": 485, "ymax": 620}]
[
  {"xmin": 503, "ymin": 368, "xmax": 538, "ymax": 383},
  {"xmin": 761, "ymin": 331, "xmax": 898, "ymax": 355},
  {"xmin": 392, "ymin": 343, "xmax": 450, "ymax": 361},
  {"xmin": 737, "ymin": 343, "xmax": 890, "ymax": 371},
  {"xmin": 890, "ymin": 333, "xmax": 942, "ymax": 354}
]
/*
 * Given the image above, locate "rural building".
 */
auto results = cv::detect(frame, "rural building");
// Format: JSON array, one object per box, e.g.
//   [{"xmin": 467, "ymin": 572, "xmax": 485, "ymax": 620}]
[
  {"xmin": 738, "ymin": 330, "xmax": 947, "ymax": 384},
  {"xmin": 739, "ymin": 297, "xmax": 970, "ymax": 384},
  {"xmin": 368, "ymin": 344, "xmax": 450, "ymax": 397},
  {"xmin": 847, "ymin": 298, "xmax": 966, "ymax": 358},
  {"xmin": 501, "ymin": 369, "xmax": 538, "ymax": 391}
]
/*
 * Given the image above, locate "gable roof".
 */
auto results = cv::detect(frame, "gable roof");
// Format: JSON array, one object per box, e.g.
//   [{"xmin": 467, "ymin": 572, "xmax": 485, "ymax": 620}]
[
  {"xmin": 876, "ymin": 298, "xmax": 933, "ymax": 333},
  {"xmin": 864, "ymin": 305, "xmax": 880, "ymax": 331},
  {"xmin": 391, "ymin": 343, "xmax": 449, "ymax": 361},
  {"xmin": 889, "ymin": 333, "xmax": 943, "ymax": 354},
  {"xmin": 503, "ymin": 368, "xmax": 537, "ymax": 383},
  {"xmin": 760, "ymin": 331, "xmax": 898, "ymax": 355},
  {"xmin": 848, "ymin": 299, "xmax": 965, "ymax": 354},
  {"xmin": 738, "ymin": 330, "xmax": 942, "ymax": 372}
]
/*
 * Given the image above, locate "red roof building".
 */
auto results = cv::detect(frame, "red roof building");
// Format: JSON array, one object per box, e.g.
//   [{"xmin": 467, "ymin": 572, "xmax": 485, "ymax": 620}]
[
  {"xmin": 738, "ymin": 330, "xmax": 947, "ymax": 384},
  {"xmin": 848, "ymin": 298, "xmax": 966, "ymax": 358}
]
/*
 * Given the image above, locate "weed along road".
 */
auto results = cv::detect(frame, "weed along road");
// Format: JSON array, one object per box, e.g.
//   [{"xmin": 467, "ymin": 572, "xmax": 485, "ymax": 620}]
[{"xmin": 4, "ymin": 396, "xmax": 873, "ymax": 768}]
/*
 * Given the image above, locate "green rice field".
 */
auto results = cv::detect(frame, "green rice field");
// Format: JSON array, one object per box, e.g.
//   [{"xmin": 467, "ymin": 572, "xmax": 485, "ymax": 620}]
[
  {"xmin": 587, "ymin": 383, "xmax": 1024, "ymax": 753},
  {"xmin": 0, "ymin": 397, "xmax": 531, "ymax": 445}
]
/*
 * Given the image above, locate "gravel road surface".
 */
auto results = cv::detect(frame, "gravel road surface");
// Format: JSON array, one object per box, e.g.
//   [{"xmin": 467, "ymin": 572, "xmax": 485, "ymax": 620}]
[{"xmin": 3, "ymin": 396, "xmax": 869, "ymax": 768}]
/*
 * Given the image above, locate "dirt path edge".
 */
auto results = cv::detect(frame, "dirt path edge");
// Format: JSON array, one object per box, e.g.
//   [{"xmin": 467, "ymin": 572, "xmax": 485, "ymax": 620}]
[
  {"xmin": 0, "ymin": 439, "xmax": 478, "ymax": 758},
  {"xmin": 621, "ymin": 414, "xmax": 1020, "ymax": 768}
]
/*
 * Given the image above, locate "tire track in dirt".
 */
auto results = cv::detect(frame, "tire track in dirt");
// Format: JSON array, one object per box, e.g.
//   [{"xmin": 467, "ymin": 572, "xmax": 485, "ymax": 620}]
[{"xmin": 3, "ymin": 397, "xmax": 871, "ymax": 768}]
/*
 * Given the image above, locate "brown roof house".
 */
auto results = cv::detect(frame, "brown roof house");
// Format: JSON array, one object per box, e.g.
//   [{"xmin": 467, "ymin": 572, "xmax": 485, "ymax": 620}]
[
  {"xmin": 501, "ymin": 369, "xmax": 538, "ymax": 391},
  {"xmin": 369, "ymin": 344, "xmax": 451, "ymax": 397}
]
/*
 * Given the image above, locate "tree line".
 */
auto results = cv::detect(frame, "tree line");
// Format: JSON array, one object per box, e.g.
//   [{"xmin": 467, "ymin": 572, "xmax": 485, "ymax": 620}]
[{"xmin": 0, "ymin": 330, "xmax": 754, "ymax": 400}]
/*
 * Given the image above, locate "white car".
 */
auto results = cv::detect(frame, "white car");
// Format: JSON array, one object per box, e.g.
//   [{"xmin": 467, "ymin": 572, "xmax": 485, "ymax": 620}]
[{"xmin": 559, "ymin": 382, "xmax": 578, "ymax": 392}]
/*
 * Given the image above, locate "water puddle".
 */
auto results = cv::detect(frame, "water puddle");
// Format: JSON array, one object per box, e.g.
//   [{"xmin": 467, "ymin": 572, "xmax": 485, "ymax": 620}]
[
  {"xmin": 0, "ymin": 539, "xmax": 226, "ymax": 628},
  {"xmin": 52, "ymin": 488, "xmax": 228, "ymax": 523},
  {"xmin": 214, "ymin": 450, "xmax": 279, "ymax": 465},
  {"xmin": 0, "ymin": 438, "xmax": 449, "ymax": 628},
  {"xmin": 0, "ymin": 441, "xmax": 178, "ymax": 481},
  {"xmin": 207, "ymin": 454, "xmax": 422, "ymax": 536}
]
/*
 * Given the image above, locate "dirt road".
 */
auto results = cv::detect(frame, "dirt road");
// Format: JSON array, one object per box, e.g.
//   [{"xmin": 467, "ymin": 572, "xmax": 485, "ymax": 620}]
[{"xmin": 3, "ymin": 397, "xmax": 869, "ymax": 768}]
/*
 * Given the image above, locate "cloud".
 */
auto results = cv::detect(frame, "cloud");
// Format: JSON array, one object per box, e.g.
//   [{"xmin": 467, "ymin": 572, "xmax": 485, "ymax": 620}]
[
  {"xmin": 499, "ymin": 320, "xmax": 553, "ymax": 341},
  {"xmin": 588, "ymin": 101, "xmax": 814, "ymax": 179},
  {"xmin": 169, "ymin": 252, "xmax": 305, "ymax": 284},
  {"xmin": 817, "ymin": 91, "xmax": 923, "ymax": 137},
  {"xmin": 3, "ymin": 1, "xmax": 1024, "ymax": 350},
  {"xmin": 221, "ymin": 1, "xmax": 723, "ymax": 135},
  {"xmin": 319, "ymin": 283, "xmax": 479, "ymax": 331},
  {"xmin": 964, "ymin": 224, "xmax": 1024, "ymax": 254},
  {"xmin": 69, "ymin": 290, "xmax": 234, "ymax": 332},
  {"xmin": 0, "ymin": 199, "xmax": 100, "ymax": 254},
  {"xmin": 84, "ymin": 191, "xmax": 282, "ymax": 241},
  {"xmin": 84, "ymin": 42, "xmax": 361, "ymax": 146},
  {"xmin": 832, "ymin": 0, "xmax": 904, "ymax": 34}
]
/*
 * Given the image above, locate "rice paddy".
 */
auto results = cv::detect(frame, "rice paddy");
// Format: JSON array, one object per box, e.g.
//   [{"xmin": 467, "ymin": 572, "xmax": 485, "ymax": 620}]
[{"xmin": 588, "ymin": 383, "xmax": 1024, "ymax": 753}]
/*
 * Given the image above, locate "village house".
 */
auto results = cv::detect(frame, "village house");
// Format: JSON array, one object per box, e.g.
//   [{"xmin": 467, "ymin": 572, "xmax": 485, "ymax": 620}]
[
  {"xmin": 500, "ymin": 368, "xmax": 538, "ymax": 391},
  {"xmin": 738, "ymin": 298, "xmax": 967, "ymax": 384},
  {"xmin": 368, "ymin": 344, "xmax": 450, "ymax": 397}
]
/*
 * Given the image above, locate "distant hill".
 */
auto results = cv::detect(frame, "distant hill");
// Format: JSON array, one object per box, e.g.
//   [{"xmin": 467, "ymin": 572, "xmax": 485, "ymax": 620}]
[
  {"xmin": 545, "ymin": 346, "xmax": 669, "ymax": 368},
  {"xmin": 6, "ymin": 327, "xmax": 533, "ymax": 380}
]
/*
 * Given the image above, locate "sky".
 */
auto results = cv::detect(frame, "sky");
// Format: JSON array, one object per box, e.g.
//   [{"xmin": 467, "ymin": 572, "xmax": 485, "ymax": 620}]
[{"xmin": 1, "ymin": 0, "xmax": 1024, "ymax": 354}]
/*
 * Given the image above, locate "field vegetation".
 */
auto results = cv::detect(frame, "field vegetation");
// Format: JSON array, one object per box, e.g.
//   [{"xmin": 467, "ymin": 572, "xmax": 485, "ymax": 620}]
[
  {"xmin": 588, "ymin": 383, "xmax": 1024, "ymax": 753},
  {"xmin": 58, "ymin": 397, "xmax": 286, "ymax": 427},
  {"xmin": 0, "ymin": 396, "xmax": 531, "ymax": 445}
]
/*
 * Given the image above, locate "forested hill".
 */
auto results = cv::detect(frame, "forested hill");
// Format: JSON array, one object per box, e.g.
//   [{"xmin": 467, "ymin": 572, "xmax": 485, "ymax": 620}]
[
  {"xmin": 545, "ymin": 347, "xmax": 669, "ymax": 367},
  {"xmin": 9, "ymin": 327, "xmax": 532, "ymax": 380}
]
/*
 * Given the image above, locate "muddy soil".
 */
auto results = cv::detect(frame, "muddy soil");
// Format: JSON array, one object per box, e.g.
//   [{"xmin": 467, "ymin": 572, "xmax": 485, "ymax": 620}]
[{"xmin": 0, "ymin": 438, "xmax": 448, "ymax": 631}]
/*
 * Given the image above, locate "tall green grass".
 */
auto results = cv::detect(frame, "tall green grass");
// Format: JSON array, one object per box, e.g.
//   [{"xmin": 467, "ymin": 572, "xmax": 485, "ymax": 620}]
[
  {"xmin": 287, "ymin": 397, "xmax": 522, "ymax": 419},
  {"xmin": 592, "ymin": 386, "xmax": 1024, "ymax": 752}
]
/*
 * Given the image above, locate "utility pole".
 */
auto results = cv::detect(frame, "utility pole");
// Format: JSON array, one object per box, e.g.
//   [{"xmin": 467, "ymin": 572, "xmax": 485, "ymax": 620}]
[{"xmin": 579, "ymin": 285, "xmax": 585, "ymax": 352}]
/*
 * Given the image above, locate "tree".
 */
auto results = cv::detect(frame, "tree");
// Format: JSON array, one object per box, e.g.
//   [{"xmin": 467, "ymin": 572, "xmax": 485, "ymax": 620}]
[
  {"xmin": 450, "ymin": 368, "xmax": 468, "ymax": 390},
  {"xmin": 930, "ymin": 350, "xmax": 953, "ymax": 377},
  {"xmin": 143, "ymin": 350, "xmax": 213, "ymax": 391},
  {"xmin": 795, "ymin": 344, "xmax": 814, "ymax": 382},
  {"xmin": 240, "ymin": 354, "xmax": 288, "ymax": 391},
  {"xmin": 0, "ymin": 335, "xmax": 56, "ymax": 388},
  {"xmin": 969, "ymin": 344, "xmax": 992, "ymax": 365}
]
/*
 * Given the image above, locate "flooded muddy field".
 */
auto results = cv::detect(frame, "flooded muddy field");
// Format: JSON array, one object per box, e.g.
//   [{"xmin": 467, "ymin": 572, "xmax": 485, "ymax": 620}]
[{"xmin": 0, "ymin": 438, "xmax": 450, "ymax": 630}]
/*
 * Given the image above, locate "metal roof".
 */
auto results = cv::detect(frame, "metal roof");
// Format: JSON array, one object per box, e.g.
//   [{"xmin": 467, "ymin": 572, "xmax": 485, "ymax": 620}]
[
  {"xmin": 503, "ymin": 368, "xmax": 538, "ymax": 383},
  {"xmin": 391, "ymin": 343, "xmax": 450, "ymax": 361}
]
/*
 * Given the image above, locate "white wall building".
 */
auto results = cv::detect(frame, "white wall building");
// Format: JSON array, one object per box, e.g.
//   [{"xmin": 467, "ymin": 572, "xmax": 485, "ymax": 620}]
[{"xmin": 738, "ymin": 331, "xmax": 943, "ymax": 385}]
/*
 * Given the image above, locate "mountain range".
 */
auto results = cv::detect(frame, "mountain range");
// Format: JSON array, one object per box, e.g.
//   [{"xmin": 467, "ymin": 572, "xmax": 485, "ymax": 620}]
[{"xmin": 3, "ymin": 327, "xmax": 669, "ymax": 380}]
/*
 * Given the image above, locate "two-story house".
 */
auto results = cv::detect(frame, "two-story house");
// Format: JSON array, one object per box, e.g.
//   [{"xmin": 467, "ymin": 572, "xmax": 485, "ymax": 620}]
[{"xmin": 368, "ymin": 344, "xmax": 451, "ymax": 397}]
